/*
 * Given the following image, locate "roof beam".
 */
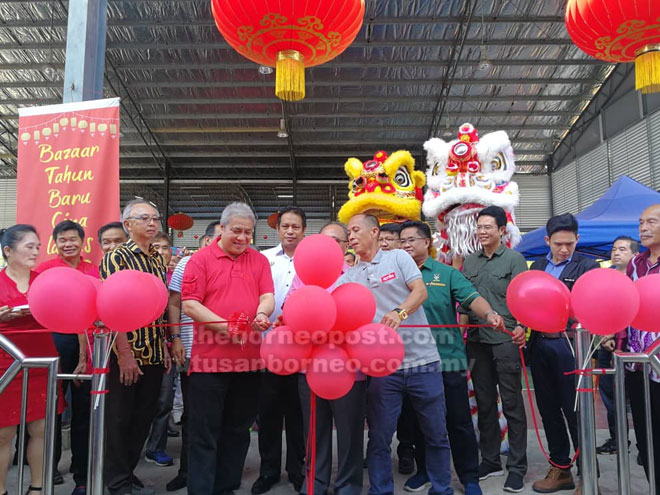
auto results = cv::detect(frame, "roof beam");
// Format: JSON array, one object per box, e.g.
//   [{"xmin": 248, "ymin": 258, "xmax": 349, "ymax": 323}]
[{"xmin": 149, "ymin": 124, "xmax": 571, "ymax": 133}]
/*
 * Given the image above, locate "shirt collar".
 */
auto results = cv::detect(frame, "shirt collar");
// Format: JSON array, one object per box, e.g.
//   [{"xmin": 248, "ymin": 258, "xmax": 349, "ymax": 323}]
[
  {"xmin": 126, "ymin": 239, "xmax": 156, "ymax": 256},
  {"xmin": 546, "ymin": 251, "xmax": 573, "ymax": 267},
  {"xmin": 421, "ymin": 256, "xmax": 435, "ymax": 271},
  {"xmin": 637, "ymin": 249, "xmax": 660, "ymax": 267},
  {"xmin": 356, "ymin": 248, "xmax": 383, "ymax": 267},
  {"xmin": 211, "ymin": 240, "xmax": 248, "ymax": 259},
  {"xmin": 478, "ymin": 244, "xmax": 506, "ymax": 258}
]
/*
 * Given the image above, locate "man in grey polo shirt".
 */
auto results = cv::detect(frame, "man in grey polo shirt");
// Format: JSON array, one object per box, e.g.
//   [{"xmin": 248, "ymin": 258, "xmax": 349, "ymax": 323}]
[{"xmin": 337, "ymin": 214, "xmax": 453, "ymax": 495}]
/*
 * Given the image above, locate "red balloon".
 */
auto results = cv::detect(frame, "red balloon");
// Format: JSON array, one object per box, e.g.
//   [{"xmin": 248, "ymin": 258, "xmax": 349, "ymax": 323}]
[
  {"xmin": 97, "ymin": 270, "xmax": 165, "ymax": 332},
  {"xmin": 331, "ymin": 283, "xmax": 376, "ymax": 333},
  {"xmin": 306, "ymin": 344, "xmax": 355, "ymax": 400},
  {"xmin": 506, "ymin": 271, "xmax": 570, "ymax": 333},
  {"xmin": 86, "ymin": 276, "xmax": 102, "ymax": 323},
  {"xmin": 282, "ymin": 285, "xmax": 337, "ymax": 336},
  {"xmin": 571, "ymin": 268, "xmax": 640, "ymax": 336},
  {"xmin": 28, "ymin": 267, "xmax": 98, "ymax": 333},
  {"xmin": 631, "ymin": 274, "xmax": 660, "ymax": 332},
  {"xmin": 294, "ymin": 234, "xmax": 344, "ymax": 288},
  {"xmin": 344, "ymin": 323, "xmax": 404, "ymax": 377},
  {"xmin": 260, "ymin": 326, "xmax": 313, "ymax": 375},
  {"xmin": 144, "ymin": 273, "xmax": 168, "ymax": 323}
]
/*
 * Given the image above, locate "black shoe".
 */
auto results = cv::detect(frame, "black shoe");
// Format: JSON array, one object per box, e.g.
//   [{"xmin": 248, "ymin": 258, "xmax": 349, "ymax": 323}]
[
  {"xmin": 53, "ymin": 470, "xmax": 64, "ymax": 486},
  {"xmin": 167, "ymin": 429, "xmax": 180, "ymax": 438},
  {"xmin": 478, "ymin": 462, "xmax": 504, "ymax": 481},
  {"xmin": 166, "ymin": 474, "xmax": 186, "ymax": 492},
  {"xmin": 363, "ymin": 458, "xmax": 367, "ymax": 469},
  {"xmin": 503, "ymin": 472, "xmax": 524, "ymax": 493},
  {"xmin": 398, "ymin": 456, "xmax": 415, "ymax": 475},
  {"xmin": 637, "ymin": 453, "xmax": 644, "ymax": 466},
  {"xmin": 251, "ymin": 476, "xmax": 279, "ymax": 495},
  {"xmin": 596, "ymin": 438, "xmax": 617, "ymax": 455},
  {"xmin": 289, "ymin": 475, "xmax": 304, "ymax": 493}
]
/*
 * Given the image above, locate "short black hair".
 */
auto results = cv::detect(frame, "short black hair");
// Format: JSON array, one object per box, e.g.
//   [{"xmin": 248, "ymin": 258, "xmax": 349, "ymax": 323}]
[
  {"xmin": 380, "ymin": 223, "xmax": 401, "ymax": 237},
  {"xmin": 1, "ymin": 224, "xmax": 37, "ymax": 260},
  {"xmin": 53, "ymin": 220, "xmax": 84, "ymax": 242},
  {"xmin": 613, "ymin": 235, "xmax": 640, "ymax": 254},
  {"xmin": 277, "ymin": 207, "xmax": 307, "ymax": 229},
  {"xmin": 358, "ymin": 214, "xmax": 380, "ymax": 231},
  {"xmin": 152, "ymin": 232, "xmax": 171, "ymax": 244},
  {"xmin": 477, "ymin": 206, "xmax": 507, "ymax": 229},
  {"xmin": 204, "ymin": 221, "xmax": 221, "ymax": 237},
  {"xmin": 546, "ymin": 213, "xmax": 578, "ymax": 238},
  {"xmin": 97, "ymin": 222, "xmax": 125, "ymax": 244},
  {"xmin": 400, "ymin": 220, "xmax": 431, "ymax": 240}
]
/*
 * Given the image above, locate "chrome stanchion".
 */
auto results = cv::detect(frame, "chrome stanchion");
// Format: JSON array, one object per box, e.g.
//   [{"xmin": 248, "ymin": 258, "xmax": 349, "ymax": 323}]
[
  {"xmin": 613, "ymin": 352, "xmax": 631, "ymax": 495},
  {"xmin": 87, "ymin": 330, "xmax": 110, "ymax": 495},
  {"xmin": 575, "ymin": 325, "xmax": 598, "ymax": 495},
  {"xmin": 644, "ymin": 362, "xmax": 656, "ymax": 495},
  {"xmin": 17, "ymin": 369, "xmax": 29, "ymax": 494}
]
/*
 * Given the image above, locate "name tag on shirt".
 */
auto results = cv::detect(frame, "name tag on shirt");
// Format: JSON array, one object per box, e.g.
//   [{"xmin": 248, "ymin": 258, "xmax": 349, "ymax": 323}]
[{"xmin": 381, "ymin": 272, "xmax": 397, "ymax": 283}]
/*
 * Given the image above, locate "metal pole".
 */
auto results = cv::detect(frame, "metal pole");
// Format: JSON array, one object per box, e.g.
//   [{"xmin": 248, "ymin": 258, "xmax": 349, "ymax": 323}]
[
  {"xmin": 41, "ymin": 358, "xmax": 59, "ymax": 495},
  {"xmin": 575, "ymin": 325, "xmax": 598, "ymax": 495},
  {"xmin": 17, "ymin": 369, "xmax": 29, "ymax": 494},
  {"xmin": 87, "ymin": 331, "xmax": 110, "ymax": 495},
  {"xmin": 644, "ymin": 362, "xmax": 656, "ymax": 495},
  {"xmin": 613, "ymin": 352, "xmax": 631, "ymax": 495}
]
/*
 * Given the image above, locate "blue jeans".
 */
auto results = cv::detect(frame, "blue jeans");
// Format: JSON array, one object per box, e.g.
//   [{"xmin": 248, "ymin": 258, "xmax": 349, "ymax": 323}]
[{"xmin": 367, "ymin": 361, "xmax": 452, "ymax": 495}]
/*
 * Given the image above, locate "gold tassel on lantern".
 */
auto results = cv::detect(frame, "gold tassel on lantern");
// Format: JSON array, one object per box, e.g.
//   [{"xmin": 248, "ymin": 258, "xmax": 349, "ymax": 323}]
[
  {"xmin": 275, "ymin": 50, "xmax": 305, "ymax": 101},
  {"xmin": 635, "ymin": 45, "xmax": 660, "ymax": 94}
]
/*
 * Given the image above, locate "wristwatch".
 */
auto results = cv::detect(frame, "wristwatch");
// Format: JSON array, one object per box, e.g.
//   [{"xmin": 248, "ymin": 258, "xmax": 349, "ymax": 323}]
[
  {"xmin": 485, "ymin": 310, "xmax": 499, "ymax": 319},
  {"xmin": 393, "ymin": 307, "xmax": 409, "ymax": 320},
  {"xmin": 168, "ymin": 334, "xmax": 182, "ymax": 343}
]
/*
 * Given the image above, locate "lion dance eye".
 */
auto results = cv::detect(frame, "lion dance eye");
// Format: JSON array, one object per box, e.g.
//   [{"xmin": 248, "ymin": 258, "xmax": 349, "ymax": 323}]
[
  {"xmin": 491, "ymin": 153, "xmax": 505, "ymax": 171},
  {"xmin": 377, "ymin": 171, "xmax": 389, "ymax": 182},
  {"xmin": 393, "ymin": 167, "xmax": 412, "ymax": 188},
  {"xmin": 432, "ymin": 163, "xmax": 440, "ymax": 175},
  {"xmin": 352, "ymin": 177, "xmax": 365, "ymax": 192}
]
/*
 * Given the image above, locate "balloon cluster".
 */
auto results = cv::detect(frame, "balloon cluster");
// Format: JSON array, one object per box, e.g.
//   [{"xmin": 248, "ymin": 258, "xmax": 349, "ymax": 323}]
[
  {"xmin": 260, "ymin": 234, "xmax": 404, "ymax": 400},
  {"xmin": 506, "ymin": 268, "xmax": 660, "ymax": 335},
  {"xmin": 27, "ymin": 267, "xmax": 168, "ymax": 334}
]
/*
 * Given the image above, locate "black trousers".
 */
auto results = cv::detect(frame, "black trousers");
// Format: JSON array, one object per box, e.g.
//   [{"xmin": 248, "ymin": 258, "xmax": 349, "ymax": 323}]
[
  {"xmin": 597, "ymin": 348, "xmax": 617, "ymax": 440},
  {"xmin": 257, "ymin": 371, "xmax": 305, "ymax": 479},
  {"xmin": 413, "ymin": 371, "xmax": 480, "ymax": 486},
  {"xmin": 627, "ymin": 370, "xmax": 660, "ymax": 492},
  {"xmin": 187, "ymin": 372, "xmax": 260, "ymax": 495},
  {"xmin": 53, "ymin": 333, "xmax": 91, "ymax": 486},
  {"xmin": 104, "ymin": 359, "xmax": 163, "ymax": 495},
  {"xmin": 530, "ymin": 337, "xmax": 579, "ymax": 468},
  {"xmin": 177, "ymin": 366, "xmax": 190, "ymax": 478},
  {"xmin": 466, "ymin": 341, "xmax": 528, "ymax": 477}
]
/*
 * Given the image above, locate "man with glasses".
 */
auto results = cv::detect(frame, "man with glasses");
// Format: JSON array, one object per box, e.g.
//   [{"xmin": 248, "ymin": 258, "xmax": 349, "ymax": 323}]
[
  {"xmin": 253, "ymin": 207, "xmax": 307, "ymax": 495},
  {"xmin": 100, "ymin": 199, "xmax": 169, "ymax": 495},
  {"xmin": 459, "ymin": 206, "xmax": 528, "ymax": 493},
  {"xmin": 379, "ymin": 223, "xmax": 401, "ymax": 251},
  {"xmin": 182, "ymin": 202, "xmax": 274, "ymax": 495},
  {"xmin": 399, "ymin": 220, "xmax": 504, "ymax": 495}
]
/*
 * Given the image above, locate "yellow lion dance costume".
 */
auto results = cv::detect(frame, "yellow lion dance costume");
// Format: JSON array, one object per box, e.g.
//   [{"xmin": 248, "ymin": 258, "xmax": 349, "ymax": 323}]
[{"xmin": 337, "ymin": 150, "xmax": 426, "ymax": 224}]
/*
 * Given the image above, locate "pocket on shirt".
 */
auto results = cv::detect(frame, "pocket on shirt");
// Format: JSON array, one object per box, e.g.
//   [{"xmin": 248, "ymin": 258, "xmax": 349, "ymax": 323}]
[{"xmin": 182, "ymin": 274, "xmax": 197, "ymax": 294}]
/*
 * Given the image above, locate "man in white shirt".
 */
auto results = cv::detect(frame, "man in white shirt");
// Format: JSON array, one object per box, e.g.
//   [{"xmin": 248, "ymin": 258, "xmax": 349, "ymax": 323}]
[{"xmin": 253, "ymin": 207, "xmax": 307, "ymax": 494}]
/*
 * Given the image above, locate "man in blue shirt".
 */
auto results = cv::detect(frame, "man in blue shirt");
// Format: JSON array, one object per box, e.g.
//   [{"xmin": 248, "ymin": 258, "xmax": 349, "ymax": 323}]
[{"xmin": 528, "ymin": 214, "xmax": 598, "ymax": 493}]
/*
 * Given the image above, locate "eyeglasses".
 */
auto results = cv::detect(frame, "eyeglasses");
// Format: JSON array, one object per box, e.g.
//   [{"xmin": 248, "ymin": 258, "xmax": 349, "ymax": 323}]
[
  {"xmin": 330, "ymin": 236, "xmax": 348, "ymax": 245},
  {"xmin": 380, "ymin": 237, "xmax": 399, "ymax": 243},
  {"xmin": 399, "ymin": 237, "xmax": 426, "ymax": 245},
  {"xmin": 476, "ymin": 224, "xmax": 497, "ymax": 231},
  {"xmin": 128, "ymin": 215, "xmax": 161, "ymax": 224}
]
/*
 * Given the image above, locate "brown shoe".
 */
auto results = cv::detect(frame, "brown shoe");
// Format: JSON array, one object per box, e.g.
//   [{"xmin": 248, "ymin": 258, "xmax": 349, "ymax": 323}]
[{"xmin": 532, "ymin": 466, "xmax": 575, "ymax": 493}]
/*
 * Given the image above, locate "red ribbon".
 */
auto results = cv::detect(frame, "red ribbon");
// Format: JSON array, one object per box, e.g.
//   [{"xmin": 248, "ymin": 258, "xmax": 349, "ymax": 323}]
[{"xmin": 305, "ymin": 391, "xmax": 317, "ymax": 495}]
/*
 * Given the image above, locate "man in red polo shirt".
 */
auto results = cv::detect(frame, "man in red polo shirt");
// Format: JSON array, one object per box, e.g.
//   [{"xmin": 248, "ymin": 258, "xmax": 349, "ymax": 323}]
[
  {"xmin": 35, "ymin": 220, "xmax": 99, "ymax": 495},
  {"xmin": 182, "ymin": 202, "xmax": 274, "ymax": 495}
]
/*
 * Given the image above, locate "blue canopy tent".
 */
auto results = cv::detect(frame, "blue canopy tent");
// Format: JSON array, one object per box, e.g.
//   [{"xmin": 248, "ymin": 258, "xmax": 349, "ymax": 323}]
[{"xmin": 516, "ymin": 176, "xmax": 660, "ymax": 259}]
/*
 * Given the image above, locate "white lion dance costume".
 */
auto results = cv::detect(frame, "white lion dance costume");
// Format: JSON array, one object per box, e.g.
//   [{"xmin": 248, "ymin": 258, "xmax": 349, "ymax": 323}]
[
  {"xmin": 423, "ymin": 123, "xmax": 522, "ymax": 454},
  {"xmin": 422, "ymin": 123, "xmax": 521, "ymax": 264}
]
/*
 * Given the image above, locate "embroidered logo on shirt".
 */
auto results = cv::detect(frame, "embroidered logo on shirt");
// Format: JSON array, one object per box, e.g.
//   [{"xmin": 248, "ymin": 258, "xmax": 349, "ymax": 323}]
[{"xmin": 381, "ymin": 272, "xmax": 397, "ymax": 283}]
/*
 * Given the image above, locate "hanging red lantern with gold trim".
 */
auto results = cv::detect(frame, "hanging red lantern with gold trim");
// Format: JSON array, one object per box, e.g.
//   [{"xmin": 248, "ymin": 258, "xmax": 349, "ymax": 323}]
[
  {"xmin": 565, "ymin": 0, "xmax": 660, "ymax": 94},
  {"xmin": 168, "ymin": 213, "xmax": 194, "ymax": 238},
  {"xmin": 211, "ymin": 0, "xmax": 365, "ymax": 101}
]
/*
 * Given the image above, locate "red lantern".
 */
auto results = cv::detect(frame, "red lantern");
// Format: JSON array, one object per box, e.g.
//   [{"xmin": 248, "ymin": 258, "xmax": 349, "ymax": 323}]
[
  {"xmin": 565, "ymin": 0, "xmax": 660, "ymax": 94},
  {"xmin": 211, "ymin": 0, "xmax": 365, "ymax": 101},
  {"xmin": 167, "ymin": 213, "xmax": 194, "ymax": 239}
]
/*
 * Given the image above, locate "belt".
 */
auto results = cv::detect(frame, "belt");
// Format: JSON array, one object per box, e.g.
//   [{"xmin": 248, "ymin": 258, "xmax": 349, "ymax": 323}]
[{"xmin": 538, "ymin": 331, "xmax": 567, "ymax": 339}]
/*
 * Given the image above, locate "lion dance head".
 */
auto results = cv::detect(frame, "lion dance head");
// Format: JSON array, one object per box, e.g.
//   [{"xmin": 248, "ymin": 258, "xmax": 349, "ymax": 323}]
[
  {"xmin": 337, "ymin": 150, "xmax": 426, "ymax": 224},
  {"xmin": 422, "ymin": 123, "xmax": 521, "ymax": 264}
]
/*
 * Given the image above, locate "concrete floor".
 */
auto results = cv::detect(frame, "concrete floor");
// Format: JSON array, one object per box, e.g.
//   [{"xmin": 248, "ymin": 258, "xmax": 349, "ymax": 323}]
[{"xmin": 6, "ymin": 427, "xmax": 650, "ymax": 495}]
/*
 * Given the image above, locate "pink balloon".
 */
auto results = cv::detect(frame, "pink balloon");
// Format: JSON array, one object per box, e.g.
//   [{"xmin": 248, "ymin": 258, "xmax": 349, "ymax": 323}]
[
  {"xmin": 294, "ymin": 234, "xmax": 344, "ymax": 288},
  {"xmin": 86, "ymin": 276, "xmax": 102, "ymax": 323},
  {"xmin": 306, "ymin": 344, "xmax": 355, "ymax": 400},
  {"xmin": 97, "ymin": 270, "xmax": 164, "ymax": 332},
  {"xmin": 260, "ymin": 326, "xmax": 313, "ymax": 375},
  {"xmin": 506, "ymin": 271, "xmax": 570, "ymax": 333},
  {"xmin": 144, "ymin": 273, "xmax": 168, "ymax": 323},
  {"xmin": 28, "ymin": 267, "xmax": 97, "ymax": 333},
  {"xmin": 631, "ymin": 274, "xmax": 660, "ymax": 332},
  {"xmin": 282, "ymin": 285, "xmax": 337, "ymax": 337},
  {"xmin": 344, "ymin": 323, "xmax": 404, "ymax": 377},
  {"xmin": 571, "ymin": 268, "xmax": 640, "ymax": 336},
  {"xmin": 331, "ymin": 283, "xmax": 376, "ymax": 333}
]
